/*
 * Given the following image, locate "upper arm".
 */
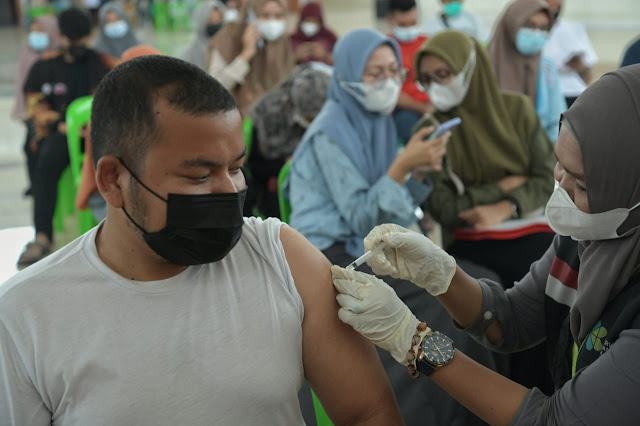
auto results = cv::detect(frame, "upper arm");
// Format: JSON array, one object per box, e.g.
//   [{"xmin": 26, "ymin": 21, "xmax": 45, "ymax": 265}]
[
  {"xmin": 0, "ymin": 319, "xmax": 51, "ymax": 426},
  {"xmin": 280, "ymin": 226, "xmax": 403, "ymax": 425}
]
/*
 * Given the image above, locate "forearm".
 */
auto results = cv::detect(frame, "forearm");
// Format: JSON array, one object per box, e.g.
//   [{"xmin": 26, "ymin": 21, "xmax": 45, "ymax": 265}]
[
  {"xmin": 436, "ymin": 266, "xmax": 504, "ymax": 343},
  {"xmin": 430, "ymin": 350, "xmax": 528, "ymax": 426},
  {"xmin": 387, "ymin": 156, "xmax": 411, "ymax": 184},
  {"xmin": 209, "ymin": 50, "xmax": 250, "ymax": 90},
  {"xmin": 427, "ymin": 176, "xmax": 505, "ymax": 228}
]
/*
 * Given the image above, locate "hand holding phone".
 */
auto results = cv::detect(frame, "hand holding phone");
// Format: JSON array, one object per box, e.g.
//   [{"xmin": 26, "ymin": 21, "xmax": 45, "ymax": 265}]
[{"xmin": 427, "ymin": 117, "xmax": 462, "ymax": 141}]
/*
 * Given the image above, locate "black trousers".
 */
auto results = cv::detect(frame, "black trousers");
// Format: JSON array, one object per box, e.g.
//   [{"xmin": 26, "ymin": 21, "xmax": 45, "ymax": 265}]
[
  {"xmin": 320, "ymin": 244, "xmax": 508, "ymax": 426},
  {"xmin": 33, "ymin": 132, "xmax": 70, "ymax": 240},
  {"xmin": 23, "ymin": 121, "xmax": 38, "ymax": 192},
  {"xmin": 449, "ymin": 232, "xmax": 556, "ymax": 395}
]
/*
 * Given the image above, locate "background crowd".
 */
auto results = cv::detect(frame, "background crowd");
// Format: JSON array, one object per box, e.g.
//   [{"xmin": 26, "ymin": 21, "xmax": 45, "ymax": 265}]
[{"xmin": 5, "ymin": 0, "xmax": 640, "ymax": 424}]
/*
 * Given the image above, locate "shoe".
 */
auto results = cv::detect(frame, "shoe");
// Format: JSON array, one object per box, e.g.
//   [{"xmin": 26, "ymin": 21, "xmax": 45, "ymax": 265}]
[{"xmin": 17, "ymin": 240, "xmax": 51, "ymax": 269}]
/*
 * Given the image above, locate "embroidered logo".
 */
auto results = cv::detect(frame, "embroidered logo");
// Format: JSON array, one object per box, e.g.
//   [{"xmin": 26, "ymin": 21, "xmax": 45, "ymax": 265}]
[{"xmin": 586, "ymin": 320, "xmax": 608, "ymax": 352}]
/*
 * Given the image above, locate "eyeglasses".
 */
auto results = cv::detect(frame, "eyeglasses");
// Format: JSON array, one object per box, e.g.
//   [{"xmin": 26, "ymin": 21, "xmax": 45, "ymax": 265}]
[
  {"xmin": 363, "ymin": 68, "xmax": 407, "ymax": 83},
  {"xmin": 415, "ymin": 68, "xmax": 455, "ymax": 91},
  {"xmin": 523, "ymin": 22, "xmax": 551, "ymax": 32}
]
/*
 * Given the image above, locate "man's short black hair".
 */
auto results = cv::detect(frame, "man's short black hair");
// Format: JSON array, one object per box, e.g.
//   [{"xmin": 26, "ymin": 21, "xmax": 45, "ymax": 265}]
[
  {"xmin": 91, "ymin": 55, "xmax": 238, "ymax": 172},
  {"xmin": 389, "ymin": 0, "xmax": 417, "ymax": 13},
  {"xmin": 58, "ymin": 7, "xmax": 92, "ymax": 41}
]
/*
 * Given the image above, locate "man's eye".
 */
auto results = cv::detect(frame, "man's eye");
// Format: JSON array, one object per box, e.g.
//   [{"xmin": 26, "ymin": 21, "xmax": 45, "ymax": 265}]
[
  {"xmin": 188, "ymin": 175, "xmax": 210, "ymax": 182},
  {"xmin": 577, "ymin": 184, "xmax": 587, "ymax": 193}
]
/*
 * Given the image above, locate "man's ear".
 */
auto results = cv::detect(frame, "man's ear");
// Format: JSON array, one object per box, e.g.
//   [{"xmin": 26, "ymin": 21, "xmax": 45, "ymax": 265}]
[{"xmin": 96, "ymin": 156, "xmax": 126, "ymax": 209}]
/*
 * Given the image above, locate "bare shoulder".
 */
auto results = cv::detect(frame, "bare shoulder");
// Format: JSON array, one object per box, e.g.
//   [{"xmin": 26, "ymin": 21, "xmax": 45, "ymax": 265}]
[
  {"xmin": 279, "ymin": 225, "xmax": 333, "ymax": 310},
  {"xmin": 279, "ymin": 225, "xmax": 402, "ymax": 425}
]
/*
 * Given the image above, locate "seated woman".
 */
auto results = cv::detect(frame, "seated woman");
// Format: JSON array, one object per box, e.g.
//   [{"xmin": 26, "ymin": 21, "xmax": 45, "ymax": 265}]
[
  {"xmin": 208, "ymin": 0, "xmax": 294, "ymax": 116},
  {"xmin": 414, "ymin": 29, "xmax": 556, "ymax": 392},
  {"xmin": 247, "ymin": 63, "xmax": 331, "ymax": 218},
  {"xmin": 290, "ymin": 2, "xmax": 337, "ymax": 65},
  {"xmin": 289, "ymin": 28, "xmax": 505, "ymax": 425},
  {"xmin": 12, "ymin": 15, "xmax": 61, "ymax": 197},
  {"xmin": 94, "ymin": 2, "xmax": 140, "ymax": 58},
  {"xmin": 179, "ymin": 0, "xmax": 226, "ymax": 70},
  {"xmin": 488, "ymin": 0, "xmax": 566, "ymax": 142}
]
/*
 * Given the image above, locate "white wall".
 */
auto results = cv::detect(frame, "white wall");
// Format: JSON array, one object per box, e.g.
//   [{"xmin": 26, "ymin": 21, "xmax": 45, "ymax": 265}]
[
  {"xmin": 322, "ymin": 0, "xmax": 640, "ymax": 66},
  {"xmin": 416, "ymin": 0, "xmax": 640, "ymax": 65}
]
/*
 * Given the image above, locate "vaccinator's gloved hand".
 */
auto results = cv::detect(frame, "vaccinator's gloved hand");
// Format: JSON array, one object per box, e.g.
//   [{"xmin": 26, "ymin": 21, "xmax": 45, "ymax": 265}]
[
  {"xmin": 331, "ymin": 265, "xmax": 424, "ymax": 366},
  {"xmin": 364, "ymin": 224, "xmax": 456, "ymax": 296}
]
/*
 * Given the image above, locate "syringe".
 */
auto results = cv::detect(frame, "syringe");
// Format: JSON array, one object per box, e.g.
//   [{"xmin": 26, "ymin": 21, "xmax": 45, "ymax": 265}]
[{"xmin": 345, "ymin": 243, "xmax": 385, "ymax": 271}]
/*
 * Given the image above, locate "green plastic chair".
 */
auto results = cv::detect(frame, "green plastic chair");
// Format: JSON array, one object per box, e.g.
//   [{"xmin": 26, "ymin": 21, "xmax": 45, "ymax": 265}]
[
  {"xmin": 65, "ymin": 95, "xmax": 98, "ymax": 235},
  {"xmin": 152, "ymin": 2, "xmax": 170, "ymax": 30},
  {"xmin": 276, "ymin": 161, "xmax": 332, "ymax": 425},
  {"xmin": 168, "ymin": 0, "xmax": 190, "ymax": 31},
  {"xmin": 243, "ymin": 117, "xmax": 253, "ymax": 158},
  {"xmin": 53, "ymin": 167, "xmax": 75, "ymax": 233},
  {"xmin": 26, "ymin": 6, "xmax": 54, "ymax": 20},
  {"xmin": 277, "ymin": 161, "xmax": 292, "ymax": 223}
]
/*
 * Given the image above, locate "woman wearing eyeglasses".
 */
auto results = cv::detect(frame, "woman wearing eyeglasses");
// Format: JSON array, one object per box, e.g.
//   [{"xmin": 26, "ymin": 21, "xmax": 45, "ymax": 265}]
[
  {"xmin": 288, "ymin": 28, "xmax": 503, "ymax": 424},
  {"xmin": 413, "ymin": 29, "xmax": 557, "ymax": 394},
  {"xmin": 489, "ymin": 0, "xmax": 567, "ymax": 143}
]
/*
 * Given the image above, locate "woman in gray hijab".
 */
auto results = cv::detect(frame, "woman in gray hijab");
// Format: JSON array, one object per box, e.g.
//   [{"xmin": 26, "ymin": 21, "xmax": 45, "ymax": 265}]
[
  {"xmin": 179, "ymin": 0, "xmax": 226, "ymax": 70},
  {"xmin": 330, "ymin": 64, "xmax": 640, "ymax": 424},
  {"xmin": 94, "ymin": 2, "xmax": 140, "ymax": 58}
]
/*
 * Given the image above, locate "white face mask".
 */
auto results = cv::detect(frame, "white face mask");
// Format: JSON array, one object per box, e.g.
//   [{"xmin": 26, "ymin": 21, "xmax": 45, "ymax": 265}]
[
  {"xmin": 545, "ymin": 186, "xmax": 640, "ymax": 241},
  {"xmin": 392, "ymin": 26, "xmax": 420, "ymax": 43},
  {"xmin": 224, "ymin": 8, "xmax": 239, "ymax": 23},
  {"xmin": 257, "ymin": 19, "xmax": 286, "ymax": 41},
  {"xmin": 300, "ymin": 22, "xmax": 320, "ymax": 37},
  {"xmin": 104, "ymin": 20, "xmax": 129, "ymax": 39},
  {"xmin": 340, "ymin": 77, "xmax": 402, "ymax": 115},
  {"xmin": 427, "ymin": 49, "xmax": 476, "ymax": 112}
]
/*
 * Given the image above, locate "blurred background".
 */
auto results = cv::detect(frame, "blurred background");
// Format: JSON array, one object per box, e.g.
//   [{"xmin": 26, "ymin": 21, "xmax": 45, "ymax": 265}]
[{"xmin": 0, "ymin": 0, "xmax": 639, "ymax": 283}]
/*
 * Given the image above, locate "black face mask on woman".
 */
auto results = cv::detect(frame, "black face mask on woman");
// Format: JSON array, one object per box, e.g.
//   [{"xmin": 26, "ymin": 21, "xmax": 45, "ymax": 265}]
[
  {"xmin": 119, "ymin": 159, "xmax": 246, "ymax": 266},
  {"xmin": 205, "ymin": 23, "xmax": 223, "ymax": 38}
]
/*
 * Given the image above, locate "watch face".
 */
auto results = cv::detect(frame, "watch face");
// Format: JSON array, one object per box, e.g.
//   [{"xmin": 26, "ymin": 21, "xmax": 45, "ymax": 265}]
[{"xmin": 422, "ymin": 332, "xmax": 455, "ymax": 365}]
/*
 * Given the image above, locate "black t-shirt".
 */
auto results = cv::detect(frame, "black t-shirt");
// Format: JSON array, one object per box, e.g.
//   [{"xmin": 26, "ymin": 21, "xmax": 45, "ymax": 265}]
[{"xmin": 23, "ymin": 49, "xmax": 112, "ymax": 115}]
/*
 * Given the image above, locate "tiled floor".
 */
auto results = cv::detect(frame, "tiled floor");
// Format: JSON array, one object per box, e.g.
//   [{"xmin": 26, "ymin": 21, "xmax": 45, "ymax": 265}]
[{"xmin": 0, "ymin": 1, "xmax": 639, "ymax": 283}]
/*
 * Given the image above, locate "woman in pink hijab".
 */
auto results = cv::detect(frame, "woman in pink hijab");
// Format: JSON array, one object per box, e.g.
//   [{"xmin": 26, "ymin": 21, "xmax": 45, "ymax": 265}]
[
  {"xmin": 290, "ymin": 2, "xmax": 337, "ymax": 65},
  {"xmin": 12, "ymin": 15, "xmax": 61, "ymax": 196}
]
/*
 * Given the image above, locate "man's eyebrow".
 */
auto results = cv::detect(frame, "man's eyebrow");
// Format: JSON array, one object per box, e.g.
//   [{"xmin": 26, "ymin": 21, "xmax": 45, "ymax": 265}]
[
  {"xmin": 554, "ymin": 153, "xmax": 585, "ymax": 180},
  {"xmin": 180, "ymin": 149, "xmax": 246, "ymax": 168}
]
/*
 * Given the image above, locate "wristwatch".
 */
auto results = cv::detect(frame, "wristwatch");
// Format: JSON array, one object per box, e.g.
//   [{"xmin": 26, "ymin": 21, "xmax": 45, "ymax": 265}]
[{"xmin": 416, "ymin": 331, "xmax": 455, "ymax": 376}]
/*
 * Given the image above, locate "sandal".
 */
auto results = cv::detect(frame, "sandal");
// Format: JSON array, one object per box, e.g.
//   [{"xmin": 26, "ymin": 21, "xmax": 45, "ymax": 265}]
[{"xmin": 17, "ymin": 240, "xmax": 52, "ymax": 268}]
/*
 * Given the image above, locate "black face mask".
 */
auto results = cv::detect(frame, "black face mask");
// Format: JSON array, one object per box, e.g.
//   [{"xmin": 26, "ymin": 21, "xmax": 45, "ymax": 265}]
[
  {"xmin": 119, "ymin": 159, "xmax": 246, "ymax": 266},
  {"xmin": 205, "ymin": 23, "xmax": 223, "ymax": 38}
]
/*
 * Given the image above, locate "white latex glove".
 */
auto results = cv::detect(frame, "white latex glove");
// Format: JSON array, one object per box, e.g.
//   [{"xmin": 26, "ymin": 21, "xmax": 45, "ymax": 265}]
[
  {"xmin": 364, "ymin": 224, "xmax": 456, "ymax": 296},
  {"xmin": 331, "ymin": 265, "xmax": 421, "ymax": 366}
]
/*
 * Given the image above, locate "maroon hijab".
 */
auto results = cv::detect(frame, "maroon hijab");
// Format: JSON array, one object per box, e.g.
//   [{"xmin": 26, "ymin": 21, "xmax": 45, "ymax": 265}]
[{"xmin": 290, "ymin": 2, "xmax": 337, "ymax": 55}]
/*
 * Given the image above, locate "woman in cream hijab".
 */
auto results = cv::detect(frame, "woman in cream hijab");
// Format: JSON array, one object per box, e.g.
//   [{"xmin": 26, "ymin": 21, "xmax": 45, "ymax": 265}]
[{"xmin": 208, "ymin": 0, "xmax": 294, "ymax": 116}]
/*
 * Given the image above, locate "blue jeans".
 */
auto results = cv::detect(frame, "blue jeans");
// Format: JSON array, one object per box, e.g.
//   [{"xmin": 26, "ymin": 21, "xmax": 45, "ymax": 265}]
[{"xmin": 393, "ymin": 108, "xmax": 423, "ymax": 145}]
